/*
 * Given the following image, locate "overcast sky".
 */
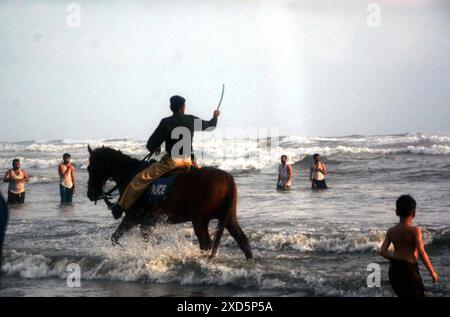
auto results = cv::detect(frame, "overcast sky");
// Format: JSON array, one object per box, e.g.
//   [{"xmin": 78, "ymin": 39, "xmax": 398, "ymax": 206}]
[{"xmin": 0, "ymin": 0, "xmax": 449, "ymax": 141}]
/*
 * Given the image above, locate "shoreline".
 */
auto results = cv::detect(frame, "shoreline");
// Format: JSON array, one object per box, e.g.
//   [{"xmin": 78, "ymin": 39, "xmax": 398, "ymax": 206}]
[{"xmin": 0, "ymin": 276, "xmax": 313, "ymax": 297}]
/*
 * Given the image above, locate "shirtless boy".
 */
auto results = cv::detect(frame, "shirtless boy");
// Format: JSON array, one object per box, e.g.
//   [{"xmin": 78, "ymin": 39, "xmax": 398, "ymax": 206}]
[{"xmin": 380, "ymin": 195, "xmax": 438, "ymax": 297}]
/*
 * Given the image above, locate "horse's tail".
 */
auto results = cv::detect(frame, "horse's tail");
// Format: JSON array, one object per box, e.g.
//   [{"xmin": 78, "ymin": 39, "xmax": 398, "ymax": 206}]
[{"xmin": 210, "ymin": 173, "xmax": 237, "ymax": 258}]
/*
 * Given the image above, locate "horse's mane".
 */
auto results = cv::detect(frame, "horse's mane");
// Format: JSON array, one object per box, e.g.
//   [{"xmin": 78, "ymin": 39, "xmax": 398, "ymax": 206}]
[{"xmin": 91, "ymin": 146, "xmax": 141, "ymax": 167}]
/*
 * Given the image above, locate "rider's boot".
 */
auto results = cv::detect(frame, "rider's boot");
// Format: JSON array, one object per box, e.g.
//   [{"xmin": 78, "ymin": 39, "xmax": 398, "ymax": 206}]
[{"xmin": 110, "ymin": 203, "xmax": 125, "ymax": 220}]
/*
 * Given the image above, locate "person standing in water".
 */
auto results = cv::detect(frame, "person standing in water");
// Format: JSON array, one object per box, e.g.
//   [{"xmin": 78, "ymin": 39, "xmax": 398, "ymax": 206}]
[
  {"xmin": 277, "ymin": 155, "xmax": 292, "ymax": 191},
  {"xmin": 0, "ymin": 193, "xmax": 8, "ymax": 278},
  {"xmin": 3, "ymin": 159, "xmax": 29, "ymax": 204},
  {"xmin": 58, "ymin": 153, "xmax": 76, "ymax": 203},
  {"xmin": 310, "ymin": 153, "xmax": 327, "ymax": 189},
  {"xmin": 380, "ymin": 195, "xmax": 438, "ymax": 297}
]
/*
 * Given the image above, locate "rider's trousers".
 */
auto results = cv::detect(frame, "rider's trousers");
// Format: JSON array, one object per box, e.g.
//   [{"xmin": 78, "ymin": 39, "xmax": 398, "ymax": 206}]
[{"xmin": 118, "ymin": 154, "xmax": 192, "ymax": 211}]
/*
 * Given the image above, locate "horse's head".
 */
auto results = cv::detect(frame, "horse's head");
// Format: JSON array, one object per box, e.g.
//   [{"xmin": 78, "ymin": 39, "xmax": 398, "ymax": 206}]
[
  {"xmin": 87, "ymin": 145, "xmax": 140, "ymax": 202},
  {"xmin": 87, "ymin": 145, "xmax": 114, "ymax": 201}
]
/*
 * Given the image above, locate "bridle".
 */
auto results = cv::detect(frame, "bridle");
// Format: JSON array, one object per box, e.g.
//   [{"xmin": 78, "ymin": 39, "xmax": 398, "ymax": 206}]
[
  {"xmin": 96, "ymin": 184, "xmax": 118, "ymax": 204},
  {"xmin": 93, "ymin": 152, "xmax": 153, "ymax": 208}
]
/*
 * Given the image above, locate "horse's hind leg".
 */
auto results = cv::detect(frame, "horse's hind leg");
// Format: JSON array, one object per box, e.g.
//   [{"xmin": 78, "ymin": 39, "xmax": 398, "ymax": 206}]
[
  {"xmin": 226, "ymin": 217, "xmax": 253, "ymax": 259},
  {"xmin": 210, "ymin": 218, "xmax": 226, "ymax": 259},
  {"xmin": 193, "ymin": 220, "xmax": 212, "ymax": 251}
]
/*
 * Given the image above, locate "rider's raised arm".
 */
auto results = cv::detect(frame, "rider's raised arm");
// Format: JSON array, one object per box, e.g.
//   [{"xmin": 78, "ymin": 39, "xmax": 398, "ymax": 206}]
[
  {"xmin": 146, "ymin": 120, "xmax": 166, "ymax": 154},
  {"xmin": 191, "ymin": 114, "xmax": 218, "ymax": 132}
]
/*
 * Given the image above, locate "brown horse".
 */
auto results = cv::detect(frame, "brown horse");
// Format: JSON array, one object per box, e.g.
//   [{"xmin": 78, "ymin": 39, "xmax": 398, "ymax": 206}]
[{"xmin": 86, "ymin": 146, "xmax": 252, "ymax": 259}]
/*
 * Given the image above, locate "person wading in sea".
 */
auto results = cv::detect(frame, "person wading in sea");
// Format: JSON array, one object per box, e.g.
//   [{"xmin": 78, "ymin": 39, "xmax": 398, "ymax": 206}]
[
  {"xmin": 310, "ymin": 153, "xmax": 327, "ymax": 189},
  {"xmin": 277, "ymin": 155, "xmax": 292, "ymax": 191},
  {"xmin": 380, "ymin": 195, "xmax": 438, "ymax": 297},
  {"xmin": 3, "ymin": 159, "xmax": 29, "ymax": 204},
  {"xmin": 58, "ymin": 153, "xmax": 76, "ymax": 203},
  {"xmin": 0, "ymin": 193, "xmax": 8, "ymax": 279}
]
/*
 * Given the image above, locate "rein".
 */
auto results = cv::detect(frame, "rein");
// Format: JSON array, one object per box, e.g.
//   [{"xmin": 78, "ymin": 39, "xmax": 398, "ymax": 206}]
[{"xmin": 97, "ymin": 152, "xmax": 153, "ymax": 208}]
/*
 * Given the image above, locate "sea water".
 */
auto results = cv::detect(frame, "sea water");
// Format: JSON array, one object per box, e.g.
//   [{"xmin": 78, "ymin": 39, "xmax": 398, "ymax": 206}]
[{"xmin": 0, "ymin": 133, "xmax": 449, "ymax": 296}]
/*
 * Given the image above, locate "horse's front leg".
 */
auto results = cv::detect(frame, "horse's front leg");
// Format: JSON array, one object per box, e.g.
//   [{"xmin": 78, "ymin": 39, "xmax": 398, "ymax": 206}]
[
  {"xmin": 139, "ymin": 212, "xmax": 156, "ymax": 242},
  {"xmin": 111, "ymin": 213, "xmax": 138, "ymax": 246},
  {"xmin": 140, "ymin": 225, "xmax": 151, "ymax": 243}
]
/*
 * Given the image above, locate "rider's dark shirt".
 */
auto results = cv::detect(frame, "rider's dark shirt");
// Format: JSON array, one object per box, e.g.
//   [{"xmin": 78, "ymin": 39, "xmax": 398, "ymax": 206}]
[{"xmin": 146, "ymin": 113, "xmax": 217, "ymax": 158}]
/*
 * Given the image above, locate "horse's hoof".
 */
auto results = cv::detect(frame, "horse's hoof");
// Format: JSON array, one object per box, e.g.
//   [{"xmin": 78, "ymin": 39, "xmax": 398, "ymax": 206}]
[
  {"xmin": 245, "ymin": 251, "xmax": 254, "ymax": 260},
  {"xmin": 208, "ymin": 252, "xmax": 217, "ymax": 260},
  {"xmin": 111, "ymin": 236, "xmax": 120, "ymax": 247}
]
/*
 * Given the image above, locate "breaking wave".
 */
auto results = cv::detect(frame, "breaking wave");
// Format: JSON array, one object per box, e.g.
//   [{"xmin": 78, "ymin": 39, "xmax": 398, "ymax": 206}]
[
  {"xmin": 0, "ymin": 132, "xmax": 448, "ymax": 172},
  {"xmin": 2, "ymin": 225, "xmax": 448, "ymax": 288}
]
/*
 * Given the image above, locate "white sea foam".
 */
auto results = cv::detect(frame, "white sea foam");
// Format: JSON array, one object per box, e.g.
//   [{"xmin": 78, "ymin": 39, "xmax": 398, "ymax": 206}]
[
  {"xmin": 219, "ymin": 229, "xmax": 388, "ymax": 253},
  {"xmin": 407, "ymin": 145, "xmax": 450, "ymax": 155},
  {"xmin": 0, "ymin": 158, "xmax": 88, "ymax": 169},
  {"xmin": 1, "ymin": 133, "xmax": 449, "ymax": 172},
  {"xmin": 2, "ymin": 225, "xmax": 447, "ymax": 295}
]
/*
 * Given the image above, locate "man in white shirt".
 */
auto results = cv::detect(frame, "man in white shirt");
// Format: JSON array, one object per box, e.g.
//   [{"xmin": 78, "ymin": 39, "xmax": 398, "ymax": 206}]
[
  {"xmin": 58, "ymin": 153, "xmax": 76, "ymax": 203},
  {"xmin": 277, "ymin": 155, "xmax": 292, "ymax": 191},
  {"xmin": 3, "ymin": 159, "xmax": 29, "ymax": 204}
]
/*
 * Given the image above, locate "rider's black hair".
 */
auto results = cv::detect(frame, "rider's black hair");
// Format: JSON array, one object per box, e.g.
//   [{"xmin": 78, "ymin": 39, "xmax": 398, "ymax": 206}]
[{"xmin": 170, "ymin": 95, "xmax": 185, "ymax": 113}]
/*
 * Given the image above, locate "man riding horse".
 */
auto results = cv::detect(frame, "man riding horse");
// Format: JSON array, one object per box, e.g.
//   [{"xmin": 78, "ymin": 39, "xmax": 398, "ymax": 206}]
[
  {"xmin": 110, "ymin": 95, "xmax": 220, "ymax": 219},
  {"xmin": 87, "ymin": 96, "xmax": 252, "ymax": 259}
]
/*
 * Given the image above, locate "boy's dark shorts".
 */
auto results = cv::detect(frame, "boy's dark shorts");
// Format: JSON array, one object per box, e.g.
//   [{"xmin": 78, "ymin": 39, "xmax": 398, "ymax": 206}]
[{"xmin": 389, "ymin": 258, "xmax": 425, "ymax": 297}]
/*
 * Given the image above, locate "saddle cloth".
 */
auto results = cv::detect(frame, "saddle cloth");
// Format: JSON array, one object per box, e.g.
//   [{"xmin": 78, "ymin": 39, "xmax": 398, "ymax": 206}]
[
  {"xmin": 145, "ymin": 176, "xmax": 176, "ymax": 203},
  {"xmin": 143, "ymin": 165, "xmax": 193, "ymax": 203}
]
